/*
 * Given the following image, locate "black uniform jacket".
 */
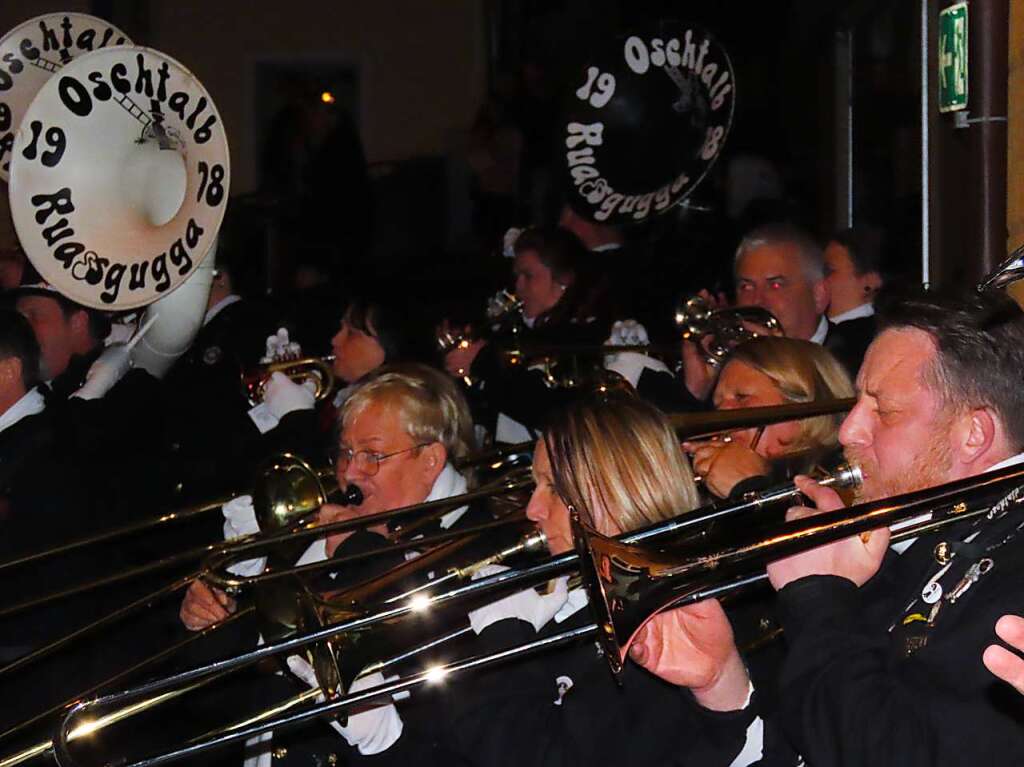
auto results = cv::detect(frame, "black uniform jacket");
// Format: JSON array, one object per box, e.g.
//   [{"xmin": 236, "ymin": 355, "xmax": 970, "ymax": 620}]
[
  {"xmin": 823, "ymin": 315, "xmax": 876, "ymax": 378},
  {"xmin": 775, "ymin": 510, "xmax": 1024, "ymax": 767},
  {"xmin": 347, "ymin": 601, "xmax": 755, "ymax": 767}
]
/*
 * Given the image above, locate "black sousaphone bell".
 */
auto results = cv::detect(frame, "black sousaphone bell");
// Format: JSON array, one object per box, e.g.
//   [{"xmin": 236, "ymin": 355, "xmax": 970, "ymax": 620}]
[{"xmin": 560, "ymin": 21, "xmax": 736, "ymax": 227}]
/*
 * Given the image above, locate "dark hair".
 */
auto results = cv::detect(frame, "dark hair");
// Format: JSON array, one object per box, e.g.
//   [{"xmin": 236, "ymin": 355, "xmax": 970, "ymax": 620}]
[
  {"xmin": 343, "ymin": 296, "xmax": 412, "ymax": 362},
  {"xmin": 514, "ymin": 227, "xmax": 586, "ymax": 282},
  {"xmin": 0, "ymin": 309, "xmax": 41, "ymax": 390},
  {"xmin": 831, "ymin": 226, "xmax": 884, "ymax": 276},
  {"xmin": 514, "ymin": 226, "xmax": 608, "ymax": 325},
  {"xmin": 877, "ymin": 289, "xmax": 1024, "ymax": 448}
]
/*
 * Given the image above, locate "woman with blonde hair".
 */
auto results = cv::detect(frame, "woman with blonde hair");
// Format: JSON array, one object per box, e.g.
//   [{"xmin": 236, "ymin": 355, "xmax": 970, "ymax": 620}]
[
  {"xmin": 346, "ymin": 390, "xmax": 755, "ymax": 766},
  {"xmin": 687, "ymin": 336, "xmax": 854, "ymax": 499}
]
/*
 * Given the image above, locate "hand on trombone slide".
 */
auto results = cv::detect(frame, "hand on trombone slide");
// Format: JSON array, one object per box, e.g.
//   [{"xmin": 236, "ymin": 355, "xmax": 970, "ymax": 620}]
[
  {"xmin": 766, "ymin": 475, "xmax": 890, "ymax": 590},
  {"xmin": 180, "ymin": 580, "xmax": 237, "ymax": 631},
  {"xmin": 629, "ymin": 598, "xmax": 751, "ymax": 712}
]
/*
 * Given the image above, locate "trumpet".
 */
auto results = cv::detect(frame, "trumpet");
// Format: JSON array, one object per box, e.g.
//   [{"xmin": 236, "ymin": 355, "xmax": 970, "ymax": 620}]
[
  {"xmin": 438, "ymin": 289, "xmax": 524, "ymax": 385},
  {"xmin": 469, "ymin": 294, "xmax": 782, "ymax": 389},
  {"xmin": 674, "ymin": 294, "xmax": 781, "ymax": 367},
  {"xmin": 37, "ymin": 463, "xmax": 871, "ymax": 767},
  {"xmin": 241, "ymin": 355, "xmax": 337, "ymax": 406}
]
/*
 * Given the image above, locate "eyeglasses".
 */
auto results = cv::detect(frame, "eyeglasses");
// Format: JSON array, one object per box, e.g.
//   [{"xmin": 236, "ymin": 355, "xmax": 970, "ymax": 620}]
[{"xmin": 335, "ymin": 442, "xmax": 433, "ymax": 476}]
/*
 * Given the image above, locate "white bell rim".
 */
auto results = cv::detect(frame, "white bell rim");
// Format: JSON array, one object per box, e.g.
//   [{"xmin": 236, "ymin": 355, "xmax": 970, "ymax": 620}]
[
  {"xmin": 0, "ymin": 12, "xmax": 131, "ymax": 182},
  {"xmin": 9, "ymin": 44, "xmax": 230, "ymax": 310}
]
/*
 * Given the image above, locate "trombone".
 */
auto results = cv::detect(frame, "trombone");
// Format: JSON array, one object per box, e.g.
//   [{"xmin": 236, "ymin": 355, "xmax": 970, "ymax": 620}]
[
  {"xmin": 0, "ymin": 454, "xmax": 340, "ymax": 578},
  {"xmin": 30, "ymin": 462, "xmax": 871, "ymax": 767},
  {"xmin": 55, "ymin": 460, "xmax": 1024, "ymax": 767}
]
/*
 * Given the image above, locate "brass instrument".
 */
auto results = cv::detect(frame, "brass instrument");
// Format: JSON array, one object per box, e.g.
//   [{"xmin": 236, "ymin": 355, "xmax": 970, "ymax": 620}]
[
  {"xmin": 242, "ymin": 355, "xmax": 337, "ymax": 406},
  {"xmin": 0, "ymin": 466, "xmax": 533, "ymax": 761},
  {"xmin": 438, "ymin": 289, "xmax": 524, "ymax": 385},
  {"xmin": 456, "ymin": 398, "xmax": 858, "ymax": 473},
  {"xmin": 674, "ymin": 294, "xmax": 782, "ymax": 367},
  {"xmin": 480, "ymin": 294, "xmax": 783, "ymax": 389},
  {"xmin": 36, "ymin": 463, "xmax": 873, "ymax": 767}
]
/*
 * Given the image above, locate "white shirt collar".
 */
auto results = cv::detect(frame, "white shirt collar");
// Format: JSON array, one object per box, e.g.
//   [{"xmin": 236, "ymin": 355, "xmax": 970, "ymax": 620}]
[
  {"xmin": 203, "ymin": 294, "xmax": 242, "ymax": 326},
  {"xmin": 984, "ymin": 451, "xmax": 1024, "ymax": 472},
  {"xmin": 891, "ymin": 451, "xmax": 1024, "ymax": 555},
  {"xmin": 0, "ymin": 387, "xmax": 46, "ymax": 435},
  {"xmin": 425, "ymin": 462, "xmax": 470, "ymax": 529},
  {"xmin": 809, "ymin": 315, "xmax": 829, "ymax": 345},
  {"xmin": 830, "ymin": 302, "xmax": 875, "ymax": 324}
]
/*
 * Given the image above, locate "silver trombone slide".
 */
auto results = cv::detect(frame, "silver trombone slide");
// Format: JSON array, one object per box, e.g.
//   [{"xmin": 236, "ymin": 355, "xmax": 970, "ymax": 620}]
[{"xmin": 55, "ymin": 462, "xmax": 1024, "ymax": 767}]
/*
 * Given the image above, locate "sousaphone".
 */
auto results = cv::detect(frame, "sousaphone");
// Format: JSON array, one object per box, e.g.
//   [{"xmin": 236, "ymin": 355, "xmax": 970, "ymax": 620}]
[
  {"xmin": 560, "ymin": 21, "xmax": 736, "ymax": 226},
  {"xmin": 8, "ymin": 44, "xmax": 229, "ymax": 310},
  {"xmin": 0, "ymin": 12, "xmax": 131, "ymax": 181}
]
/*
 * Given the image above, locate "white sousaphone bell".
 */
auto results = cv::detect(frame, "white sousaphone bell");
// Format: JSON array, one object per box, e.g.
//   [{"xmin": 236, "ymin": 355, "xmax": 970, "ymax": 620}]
[
  {"xmin": 2, "ymin": 13, "xmax": 230, "ymax": 377},
  {"xmin": 0, "ymin": 12, "xmax": 131, "ymax": 181},
  {"xmin": 8, "ymin": 44, "xmax": 229, "ymax": 310}
]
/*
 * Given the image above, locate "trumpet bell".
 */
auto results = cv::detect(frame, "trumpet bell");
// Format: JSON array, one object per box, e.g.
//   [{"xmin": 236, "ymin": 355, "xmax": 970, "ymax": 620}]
[
  {"xmin": 674, "ymin": 295, "xmax": 781, "ymax": 366},
  {"xmin": 242, "ymin": 356, "xmax": 337, "ymax": 406}
]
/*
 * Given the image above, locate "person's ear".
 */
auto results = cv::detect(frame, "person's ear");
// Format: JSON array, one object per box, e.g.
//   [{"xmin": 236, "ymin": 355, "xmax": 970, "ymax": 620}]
[
  {"xmin": 0, "ymin": 357, "xmax": 22, "ymax": 388},
  {"xmin": 863, "ymin": 271, "xmax": 883, "ymax": 294},
  {"xmin": 420, "ymin": 442, "xmax": 447, "ymax": 480},
  {"xmin": 813, "ymin": 278, "xmax": 830, "ymax": 316},
  {"xmin": 955, "ymin": 407, "xmax": 997, "ymax": 465},
  {"xmin": 69, "ymin": 309, "xmax": 90, "ymax": 338}
]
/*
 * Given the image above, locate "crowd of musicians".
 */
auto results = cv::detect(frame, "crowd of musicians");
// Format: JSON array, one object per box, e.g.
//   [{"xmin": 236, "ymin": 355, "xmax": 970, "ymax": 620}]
[{"xmin": 2, "ymin": 207, "xmax": 1024, "ymax": 767}]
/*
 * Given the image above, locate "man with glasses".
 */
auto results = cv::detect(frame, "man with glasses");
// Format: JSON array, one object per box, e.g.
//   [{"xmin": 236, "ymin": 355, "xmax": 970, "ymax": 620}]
[{"xmin": 178, "ymin": 363, "xmax": 492, "ymax": 763}]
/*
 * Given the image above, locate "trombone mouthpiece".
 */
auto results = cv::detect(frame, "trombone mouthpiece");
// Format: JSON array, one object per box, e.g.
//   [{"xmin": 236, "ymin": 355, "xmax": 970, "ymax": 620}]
[
  {"xmin": 523, "ymin": 530, "xmax": 548, "ymax": 552},
  {"xmin": 820, "ymin": 463, "xmax": 862, "ymax": 491},
  {"xmin": 340, "ymin": 484, "xmax": 364, "ymax": 506}
]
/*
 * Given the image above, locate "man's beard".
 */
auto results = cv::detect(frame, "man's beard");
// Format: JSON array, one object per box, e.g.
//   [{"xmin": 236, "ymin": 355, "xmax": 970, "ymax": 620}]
[{"xmin": 845, "ymin": 430, "xmax": 954, "ymax": 504}]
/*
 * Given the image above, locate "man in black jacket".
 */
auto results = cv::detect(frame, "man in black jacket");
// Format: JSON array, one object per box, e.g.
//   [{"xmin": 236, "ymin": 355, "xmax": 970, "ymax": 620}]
[
  {"xmin": 635, "ymin": 291, "xmax": 1024, "ymax": 766},
  {"xmin": 732, "ymin": 223, "xmax": 874, "ymax": 378}
]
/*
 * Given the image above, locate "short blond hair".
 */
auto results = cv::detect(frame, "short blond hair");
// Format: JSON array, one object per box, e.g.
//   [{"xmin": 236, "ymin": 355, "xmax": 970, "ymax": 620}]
[
  {"xmin": 544, "ymin": 392, "xmax": 699, "ymax": 534},
  {"xmin": 340, "ymin": 363, "xmax": 477, "ymax": 483},
  {"xmin": 722, "ymin": 337, "xmax": 854, "ymax": 453}
]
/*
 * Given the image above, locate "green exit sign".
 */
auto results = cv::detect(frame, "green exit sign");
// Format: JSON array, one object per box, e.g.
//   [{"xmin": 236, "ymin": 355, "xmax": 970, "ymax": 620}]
[{"xmin": 938, "ymin": 2, "xmax": 968, "ymax": 112}]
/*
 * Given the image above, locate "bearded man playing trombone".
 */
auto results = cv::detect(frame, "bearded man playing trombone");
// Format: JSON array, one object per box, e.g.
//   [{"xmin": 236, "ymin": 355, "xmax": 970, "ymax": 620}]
[{"xmin": 635, "ymin": 290, "xmax": 1024, "ymax": 766}]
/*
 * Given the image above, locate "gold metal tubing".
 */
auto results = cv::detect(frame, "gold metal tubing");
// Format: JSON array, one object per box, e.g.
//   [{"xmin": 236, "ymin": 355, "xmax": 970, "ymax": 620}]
[
  {"xmin": 669, "ymin": 397, "xmax": 856, "ymax": 439},
  {"xmin": 200, "ymin": 475, "xmax": 535, "ymax": 592},
  {"xmin": 0, "ymin": 496, "xmax": 235, "ymax": 575},
  {"xmin": 0, "ymin": 607, "xmax": 255, "ymax": 767},
  {"xmin": 455, "ymin": 398, "xmax": 857, "ymax": 473},
  {"xmin": 97, "ymin": 462, "xmax": 1024, "ymax": 767},
  {"xmin": 504, "ymin": 342, "xmax": 683, "ymax": 358},
  {"xmin": 0, "ymin": 475, "xmax": 530, "ymax": 619},
  {"xmin": 204, "ymin": 515, "xmax": 530, "ymax": 593},
  {"xmin": 39, "ymin": 467, "xmax": 855, "ymax": 766},
  {"xmin": 575, "ymin": 461, "xmax": 1024, "ymax": 676},
  {"xmin": 242, "ymin": 356, "xmax": 336, "ymax": 405}
]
